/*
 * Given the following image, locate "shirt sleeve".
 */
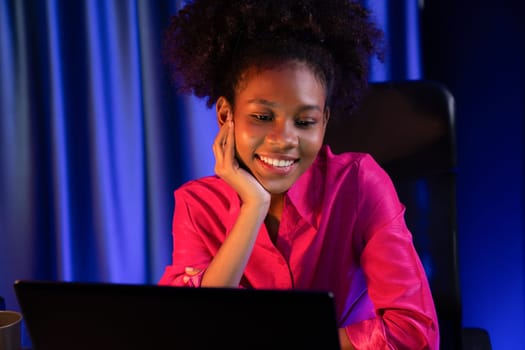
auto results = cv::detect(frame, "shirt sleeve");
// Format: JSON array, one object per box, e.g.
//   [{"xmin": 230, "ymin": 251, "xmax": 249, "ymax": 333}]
[
  {"xmin": 344, "ymin": 155, "xmax": 439, "ymax": 349},
  {"xmin": 158, "ymin": 188, "xmax": 210, "ymax": 287}
]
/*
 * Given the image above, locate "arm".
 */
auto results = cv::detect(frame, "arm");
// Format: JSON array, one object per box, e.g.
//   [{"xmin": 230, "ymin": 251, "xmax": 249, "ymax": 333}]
[
  {"xmin": 201, "ymin": 202, "xmax": 267, "ymax": 287},
  {"xmin": 201, "ymin": 114, "xmax": 270, "ymax": 287},
  {"xmin": 339, "ymin": 329, "xmax": 355, "ymax": 350},
  {"xmin": 344, "ymin": 155, "xmax": 439, "ymax": 349},
  {"xmin": 159, "ymin": 114, "xmax": 269, "ymax": 288}
]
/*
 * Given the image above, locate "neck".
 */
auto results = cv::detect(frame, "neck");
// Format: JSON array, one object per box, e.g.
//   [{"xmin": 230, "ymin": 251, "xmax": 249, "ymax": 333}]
[
  {"xmin": 265, "ymin": 193, "xmax": 284, "ymax": 244},
  {"xmin": 268, "ymin": 193, "xmax": 284, "ymax": 222}
]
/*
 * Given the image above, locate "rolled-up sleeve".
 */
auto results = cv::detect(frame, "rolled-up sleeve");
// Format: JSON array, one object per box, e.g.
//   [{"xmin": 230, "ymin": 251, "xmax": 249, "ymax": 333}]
[{"xmin": 158, "ymin": 188, "xmax": 211, "ymax": 287}]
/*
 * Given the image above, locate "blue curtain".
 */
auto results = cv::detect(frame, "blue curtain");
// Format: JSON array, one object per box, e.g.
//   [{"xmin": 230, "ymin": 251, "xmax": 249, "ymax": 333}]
[
  {"xmin": 0, "ymin": 0, "xmax": 210, "ymax": 307},
  {"xmin": 366, "ymin": 0, "xmax": 422, "ymax": 81},
  {"xmin": 0, "ymin": 0, "xmax": 421, "ymax": 326}
]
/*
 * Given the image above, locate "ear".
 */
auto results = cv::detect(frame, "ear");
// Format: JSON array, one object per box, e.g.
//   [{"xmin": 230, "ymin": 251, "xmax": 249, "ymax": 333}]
[{"xmin": 216, "ymin": 96, "xmax": 233, "ymax": 127}]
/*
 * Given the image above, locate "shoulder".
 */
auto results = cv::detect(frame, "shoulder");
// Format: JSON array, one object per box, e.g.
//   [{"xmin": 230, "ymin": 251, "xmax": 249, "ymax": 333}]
[
  {"xmin": 175, "ymin": 176, "xmax": 240, "ymax": 207},
  {"xmin": 312, "ymin": 146, "xmax": 396, "ymax": 201},
  {"xmin": 291, "ymin": 146, "xmax": 385, "ymax": 203},
  {"xmin": 314, "ymin": 145, "xmax": 384, "ymax": 180}
]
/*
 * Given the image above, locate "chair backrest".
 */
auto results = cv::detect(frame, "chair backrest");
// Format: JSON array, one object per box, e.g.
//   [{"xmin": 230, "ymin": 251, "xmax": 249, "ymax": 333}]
[{"xmin": 325, "ymin": 80, "xmax": 461, "ymax": 349}]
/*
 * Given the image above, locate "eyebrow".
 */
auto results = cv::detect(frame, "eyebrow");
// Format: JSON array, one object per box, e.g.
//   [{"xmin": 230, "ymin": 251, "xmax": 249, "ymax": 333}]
[{"xmin": 247, "ymin": 98, "xmax": 323, "ymax": 113}]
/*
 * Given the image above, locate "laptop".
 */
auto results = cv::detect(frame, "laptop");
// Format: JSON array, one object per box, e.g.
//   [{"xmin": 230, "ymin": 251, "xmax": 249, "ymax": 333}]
[{"xmin": 14, "ymin": 280, "xmax": 340, "ymax": 350}]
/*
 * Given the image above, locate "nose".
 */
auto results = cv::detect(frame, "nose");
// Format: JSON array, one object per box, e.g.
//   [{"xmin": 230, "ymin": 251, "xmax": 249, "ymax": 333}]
[{"xmin": 265, "ymin": 119, "xmax": 298, "ymax": 149}]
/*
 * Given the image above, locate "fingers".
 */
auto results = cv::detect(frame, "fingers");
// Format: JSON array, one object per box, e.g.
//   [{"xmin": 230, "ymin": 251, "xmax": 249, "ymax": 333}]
[
  {"xmin": 212, "ymin": 117, "xmax": 228, "ymax": 157},
  {"xmin": 223, "ymin": 115, "xmax": 235, "ymax": 165},
  {"xmin": 213, "ymin": 113, "xmax": 236, "ymax": 176},
  {"xmin": 183, "ymin": 266, "xmax": 202, "ymax": 284},
  {"xmin": 185, "ymin": 266, "xmax": 202, "ymax": 276},
  {"xmin": 212, "ymin": 124, "xmax": 226, "ymax": 171}
]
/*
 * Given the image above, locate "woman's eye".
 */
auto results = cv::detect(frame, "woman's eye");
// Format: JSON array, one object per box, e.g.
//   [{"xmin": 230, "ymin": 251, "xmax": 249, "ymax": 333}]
[
  {"xmin": 251, "ymin": 114, "xmax": 272, "ymax": 121},
  {"xmin": 295, "ymin": 119, "xmax": 317, "ymax": 128}
]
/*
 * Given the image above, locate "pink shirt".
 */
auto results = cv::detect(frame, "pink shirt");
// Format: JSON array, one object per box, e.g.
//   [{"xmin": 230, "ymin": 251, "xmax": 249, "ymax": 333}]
[{"xmin": 159, "ymin": 146, "xmax": 439, "ymax": 349}]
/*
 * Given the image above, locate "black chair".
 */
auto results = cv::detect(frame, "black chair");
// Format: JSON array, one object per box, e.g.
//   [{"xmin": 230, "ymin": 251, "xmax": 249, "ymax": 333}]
[{"xmin": 325, "ymin": 80, "xmax": 491, "ymax": 350}]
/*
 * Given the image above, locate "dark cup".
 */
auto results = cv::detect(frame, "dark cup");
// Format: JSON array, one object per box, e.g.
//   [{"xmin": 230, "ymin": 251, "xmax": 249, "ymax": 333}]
[{"xmin": 0, "ymin": 311, "xmax": 22, "ymax": 350}]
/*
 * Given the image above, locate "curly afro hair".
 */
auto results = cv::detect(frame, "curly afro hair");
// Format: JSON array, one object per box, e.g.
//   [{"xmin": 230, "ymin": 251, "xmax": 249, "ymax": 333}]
[{"xmin": 164, "ymin": 0, "xmax": 383, "ymax": 119}]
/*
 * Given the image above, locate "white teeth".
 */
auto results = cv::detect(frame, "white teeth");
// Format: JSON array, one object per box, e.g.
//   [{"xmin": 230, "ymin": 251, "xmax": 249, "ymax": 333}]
[{"xmin": 259, "ymin": 156, "xmax": 294, "ymax": 167}]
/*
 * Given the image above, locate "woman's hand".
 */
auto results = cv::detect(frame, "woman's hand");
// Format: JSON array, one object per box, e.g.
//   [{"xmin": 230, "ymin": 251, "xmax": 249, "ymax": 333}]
[
  {"xmin": 182, "ymin": 266, "xmax": 202, "ymax": 284},
  {"xmin": 202, "ymin": 114, "xmax": 271, "ymax": 287},
  {"xmin": 212, "ymin": 114, "xmax": 270, "ymax": 208}
]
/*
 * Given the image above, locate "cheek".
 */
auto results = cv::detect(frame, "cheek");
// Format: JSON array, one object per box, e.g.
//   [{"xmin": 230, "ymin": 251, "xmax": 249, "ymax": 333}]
[
  {"xmin": 301, "ymin": 130, "xmax": 326, "ymax": 155},
  {"xmin": 234, "ymin": 130, "xmax": 255, "ymax": 163},
  {"xmin": 235, "ymin": 124, "xmax": 264, "ymax": 151}
]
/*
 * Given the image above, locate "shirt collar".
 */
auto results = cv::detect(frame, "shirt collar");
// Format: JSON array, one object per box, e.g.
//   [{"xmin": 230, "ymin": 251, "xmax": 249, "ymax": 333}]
[{"xmin": 286, "ymin": 145, "xmax": 331, "ymax": 229}]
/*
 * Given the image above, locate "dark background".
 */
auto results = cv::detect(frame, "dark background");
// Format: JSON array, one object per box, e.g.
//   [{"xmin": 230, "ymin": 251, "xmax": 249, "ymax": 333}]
[{"xmin": 422, "ymin": 1, "xmax": 525, "ymax": 348}]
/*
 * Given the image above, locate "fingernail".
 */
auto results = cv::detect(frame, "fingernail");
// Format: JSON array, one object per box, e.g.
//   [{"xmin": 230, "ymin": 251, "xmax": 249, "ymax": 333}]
[{"xmin": 185, "ymin": 266, "xmax": 195, "ymax": 273}]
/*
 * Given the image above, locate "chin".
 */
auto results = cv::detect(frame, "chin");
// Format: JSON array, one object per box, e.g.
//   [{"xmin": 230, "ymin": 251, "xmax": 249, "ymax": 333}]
[{"xmin": 261, "ymin": 182, "xmax": 293, "ymax": 195}]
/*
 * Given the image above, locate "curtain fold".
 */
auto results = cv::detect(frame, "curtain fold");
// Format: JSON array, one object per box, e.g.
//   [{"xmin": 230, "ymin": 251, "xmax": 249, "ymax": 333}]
[
  {"xmin": 366, "ymin": 0, "xmax": 422, "ymax": 81},
  {"xmin": 0, "ymin": 1, "xmax": 196, "ymax": 315}
]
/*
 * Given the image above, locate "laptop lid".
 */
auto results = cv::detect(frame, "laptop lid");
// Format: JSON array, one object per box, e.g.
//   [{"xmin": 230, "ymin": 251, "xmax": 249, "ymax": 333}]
[{"xmin": 14, "ymin": 280, "xmax": 340, "ymax": 350}]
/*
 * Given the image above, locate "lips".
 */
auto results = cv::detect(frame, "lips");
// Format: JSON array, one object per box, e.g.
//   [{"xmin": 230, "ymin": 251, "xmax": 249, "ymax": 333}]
[
  {"xmin": 254, "ymin": 154, "xmax": 299, "ymax": 178},
  {"xmin": 258, "ymin": 155, "xmax": 296, "ymax": 168}
]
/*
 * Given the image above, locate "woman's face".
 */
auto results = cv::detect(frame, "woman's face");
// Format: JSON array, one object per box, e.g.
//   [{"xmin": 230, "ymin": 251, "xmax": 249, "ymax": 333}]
[{"xmin": 230, "ymin": 61, "xmax": 329, "ymax": 194}]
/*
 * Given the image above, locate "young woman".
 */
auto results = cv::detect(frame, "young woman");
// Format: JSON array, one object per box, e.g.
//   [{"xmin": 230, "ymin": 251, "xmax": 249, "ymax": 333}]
[{"xmin": 159, "ymin": 1, "xmax": 439, "ymax": 348}]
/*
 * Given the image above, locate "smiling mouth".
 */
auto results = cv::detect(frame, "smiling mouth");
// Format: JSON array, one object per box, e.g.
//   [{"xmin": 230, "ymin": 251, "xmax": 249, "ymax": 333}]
[{"xmin": 257, "ymin": 155, "xmax": 297, "ymax": 168}]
